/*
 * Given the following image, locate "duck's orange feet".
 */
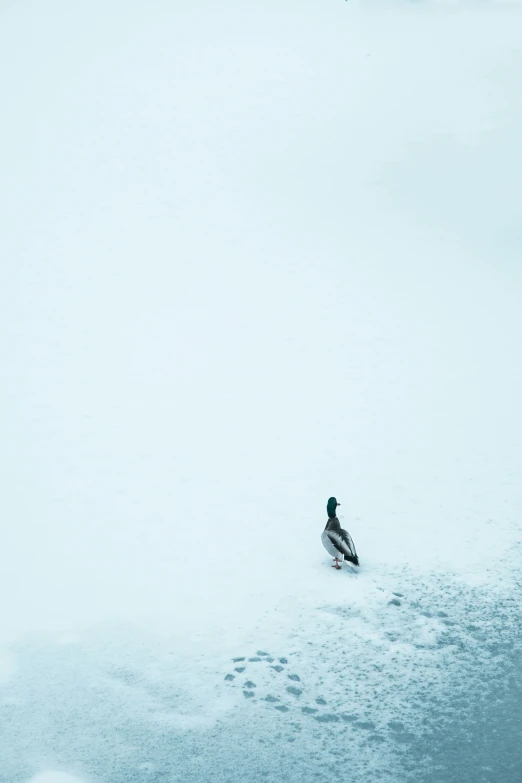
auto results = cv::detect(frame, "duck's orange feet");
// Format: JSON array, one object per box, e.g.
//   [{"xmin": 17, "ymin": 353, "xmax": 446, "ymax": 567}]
[{"xmin": 331, "ymin": 558, "xmax": 342, "ymax": 570}]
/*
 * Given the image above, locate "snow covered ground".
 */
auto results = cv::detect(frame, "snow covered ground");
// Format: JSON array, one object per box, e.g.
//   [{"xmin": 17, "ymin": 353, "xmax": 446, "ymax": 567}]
[{"xmin": 1, "ymin": 1, "xmax": 522, "ymax": 781}]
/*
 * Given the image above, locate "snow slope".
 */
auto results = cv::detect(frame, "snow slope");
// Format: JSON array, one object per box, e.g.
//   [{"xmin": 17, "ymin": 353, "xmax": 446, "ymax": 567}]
[{"xmin": 1, "ymin": 2, "xmax": 522, "ymax": 782}]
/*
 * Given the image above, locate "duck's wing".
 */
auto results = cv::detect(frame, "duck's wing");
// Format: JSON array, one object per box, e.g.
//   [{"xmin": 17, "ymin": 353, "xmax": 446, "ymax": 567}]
[
  {"xmin": 328, "ymin": 527, "xmax": 359, "ymax": 565},
  {"xmin": 323, "ymin": 529, "xmax": 350, "ymax": 557},
  {"xmin": 339, "ymin": 527, "xmax": 356, "ymax": 554}
]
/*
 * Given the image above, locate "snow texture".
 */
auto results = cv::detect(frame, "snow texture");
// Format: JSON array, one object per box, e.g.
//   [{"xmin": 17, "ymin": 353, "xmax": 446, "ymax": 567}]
[
  {"xmin": 28, "ymin": 775, "xmax": 86, "ymax": 783},
  {"xmin": 1, "ymin": 1, "xmax": 522, "ymax": 782}
]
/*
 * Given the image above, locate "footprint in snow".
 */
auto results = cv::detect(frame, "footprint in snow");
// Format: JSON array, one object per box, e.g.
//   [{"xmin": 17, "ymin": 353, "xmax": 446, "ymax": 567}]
[
  {"xmin": 224, "ymin": 651, "xmax": 365, "ymax": 727},
  {"xmin": 224, "ymin": 650, "xmax": 292, "ymax": 705},
  {"xmin": 315, "ymin": 713, "xmax": 339, "ymax": 723}
]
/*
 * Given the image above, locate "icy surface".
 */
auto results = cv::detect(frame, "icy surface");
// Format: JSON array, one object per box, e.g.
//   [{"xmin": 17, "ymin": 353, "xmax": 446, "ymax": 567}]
[
  {"xmin": 1, "ymin": 1, "xmax": 522, "ymax": 782},
  {"xmin": 3, "ymin": 563, "xmax": 522, "ymax": 782},
  {"xmin": 28, "ymin": 775, "xmax": 86, "ymax": 783}
]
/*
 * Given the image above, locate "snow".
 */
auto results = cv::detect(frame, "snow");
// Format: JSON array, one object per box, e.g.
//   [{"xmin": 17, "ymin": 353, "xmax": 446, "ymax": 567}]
[
  {"xmin": 28, "ymin": 775, "xmax": 86, "ymax": 783},
  {"xmin": 0, "ymin": 651, "xmax": 16, "ymax": 685},
  {"xmin": 1, "ymin": 1, "xmax": 522, "ymax": 781}
]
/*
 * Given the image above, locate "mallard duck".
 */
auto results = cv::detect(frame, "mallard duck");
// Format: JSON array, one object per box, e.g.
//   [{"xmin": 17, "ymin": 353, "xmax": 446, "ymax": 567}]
[{"xmin": 321, "ymin": 497, "xmax": 359, "ymax": 569}]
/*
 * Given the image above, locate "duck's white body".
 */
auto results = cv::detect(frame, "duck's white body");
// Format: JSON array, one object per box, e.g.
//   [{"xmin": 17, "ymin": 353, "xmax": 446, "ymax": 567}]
[{"xmin": 322, "ymin": 516, "xmax": 359, "ymax": 567}]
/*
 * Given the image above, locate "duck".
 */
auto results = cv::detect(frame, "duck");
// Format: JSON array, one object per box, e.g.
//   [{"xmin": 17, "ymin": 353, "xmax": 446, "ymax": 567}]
[{"xmin": 321, "ymin": 497, "xmax": 359, "ymax": 570}]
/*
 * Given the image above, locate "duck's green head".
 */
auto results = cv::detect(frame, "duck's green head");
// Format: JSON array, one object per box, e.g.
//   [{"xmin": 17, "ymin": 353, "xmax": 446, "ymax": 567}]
[{"xmin": 327, "ymin": 497, "xmax": 340, "ymax": 518}]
